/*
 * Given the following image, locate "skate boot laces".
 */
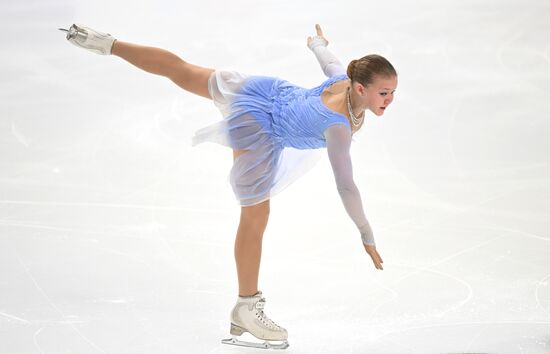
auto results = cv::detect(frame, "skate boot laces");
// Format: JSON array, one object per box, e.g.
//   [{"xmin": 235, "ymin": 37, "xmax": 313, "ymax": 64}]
[{"xmin": 255, "ymin": 297, "xmax": 282, "ymax": 330}]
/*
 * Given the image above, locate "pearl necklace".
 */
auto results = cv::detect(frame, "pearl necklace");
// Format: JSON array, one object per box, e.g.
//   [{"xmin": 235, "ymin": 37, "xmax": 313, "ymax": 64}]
[{"xmin": 346, "ymin": 87, "xmax": 364, "ymax": 128}]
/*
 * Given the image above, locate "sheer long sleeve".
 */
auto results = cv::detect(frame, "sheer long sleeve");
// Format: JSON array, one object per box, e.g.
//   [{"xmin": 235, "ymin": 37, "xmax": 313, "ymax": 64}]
[
  {"xmin": 308, "ymin": 37, "xmax": 346, "ymax": 78},
  {"xmin": 325, "ymin": 124, "xmax": 375, "ymax": 245}
]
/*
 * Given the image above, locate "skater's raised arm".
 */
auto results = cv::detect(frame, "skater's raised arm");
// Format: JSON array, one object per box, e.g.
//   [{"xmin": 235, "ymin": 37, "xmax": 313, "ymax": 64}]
[
  {"xmin": 307, "ymin": 24, "xmax": 346, "ymax": 78},
  {"xmin": 324, "ymin": 124, "xmax": 383, "ymax": 270}
]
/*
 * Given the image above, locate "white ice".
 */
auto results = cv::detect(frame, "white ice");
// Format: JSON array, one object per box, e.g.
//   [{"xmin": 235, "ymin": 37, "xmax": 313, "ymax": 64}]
[{"xmin": 1, "ymin": 1, "xmax": 549, "ymax": 353}]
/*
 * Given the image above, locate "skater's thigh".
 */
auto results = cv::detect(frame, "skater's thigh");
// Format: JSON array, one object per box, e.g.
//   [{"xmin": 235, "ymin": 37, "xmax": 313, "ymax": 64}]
[
  {"xmin": 171, "ymin": 62, "xmax": 214, "ymax": 99},
  {"xmin": 233, "ymin": 149, "xmax": 249, "ymax": 160}
]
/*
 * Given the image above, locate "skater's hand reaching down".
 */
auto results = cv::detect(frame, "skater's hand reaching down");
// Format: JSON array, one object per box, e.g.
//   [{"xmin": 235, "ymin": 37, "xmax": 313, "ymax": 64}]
[
  {"xmin": 360, "ymin": 223, "xmax": 383, "ymax": 270},
  {"xmin": 364, "ymin": 244, "xmax": 384, "ymax": 270}
]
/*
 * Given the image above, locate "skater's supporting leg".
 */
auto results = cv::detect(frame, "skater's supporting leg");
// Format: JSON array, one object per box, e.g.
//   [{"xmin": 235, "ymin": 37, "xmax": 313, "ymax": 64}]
[
  {"xmin": 111, "ymin": 41, "xmax": 214, "ymax": 99},
  {"xmin": 234, "ymin": 199, "xmax": 269, "ymax": 297}
]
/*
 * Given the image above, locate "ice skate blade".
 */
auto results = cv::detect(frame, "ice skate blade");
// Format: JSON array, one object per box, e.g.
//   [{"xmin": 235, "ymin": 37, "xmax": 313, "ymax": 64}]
[
  {"xmin": 222, "ymin": 336, "xmax": 289, "ymax": 350},
  {"xmin": 58, "ymin": 24, "xmax": 80, "ymax": 41}
]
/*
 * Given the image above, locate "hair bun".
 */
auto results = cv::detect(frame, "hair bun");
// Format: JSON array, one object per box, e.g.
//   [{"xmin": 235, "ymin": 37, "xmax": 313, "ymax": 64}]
[
  {"xmin": 347, "ymin": 59, "xmax": 358, "ymax": 80},
  {"xmin": 346, "ymin": 55, "xmax": 397, "ymax": 85}
]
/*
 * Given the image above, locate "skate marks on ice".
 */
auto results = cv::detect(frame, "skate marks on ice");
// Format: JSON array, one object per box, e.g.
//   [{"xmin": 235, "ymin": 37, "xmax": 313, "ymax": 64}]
[
  {"xmin": 535, "ymin": 272, "xmax": 550, "ymax": 318},
  {"xmin": 12, "ymin": 249, "xmax": 108, "ymax": 354}
]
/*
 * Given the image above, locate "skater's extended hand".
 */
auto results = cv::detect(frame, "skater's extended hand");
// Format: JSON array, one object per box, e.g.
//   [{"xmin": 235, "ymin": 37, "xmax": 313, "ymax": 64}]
[
  {"xmin": 364, "ymin": 244, "xmax": 384, "ymax": 270},
  {"xmin": 307, "ymin": 24, "xmax": 329, "ymax": 49}
]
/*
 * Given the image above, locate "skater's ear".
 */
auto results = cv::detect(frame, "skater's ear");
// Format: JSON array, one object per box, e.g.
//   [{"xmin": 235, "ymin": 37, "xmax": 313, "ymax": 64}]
[{"xmin": 352, "ymin": 82, "xmax": 367, "ymax": 96}]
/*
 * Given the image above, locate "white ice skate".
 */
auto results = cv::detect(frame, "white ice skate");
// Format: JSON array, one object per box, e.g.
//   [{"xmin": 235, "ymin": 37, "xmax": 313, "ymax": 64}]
[
  {"xmin": 59, "ymin": 24, "xmax": 116, "ymax": 55},
  {"xmin": 222, "ymin": 291, "xmax": 289, "ymax": 350}
]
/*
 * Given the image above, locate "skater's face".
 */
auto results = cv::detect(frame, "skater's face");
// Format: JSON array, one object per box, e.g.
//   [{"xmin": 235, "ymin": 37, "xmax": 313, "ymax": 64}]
[{"xmin": 358, "ymin": 75, "xmax": 397, "ymax": 116}]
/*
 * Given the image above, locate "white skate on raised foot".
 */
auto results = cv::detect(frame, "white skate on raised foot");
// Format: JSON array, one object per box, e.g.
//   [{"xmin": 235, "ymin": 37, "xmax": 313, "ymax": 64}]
[
  {"xmin": 222, "ymin": 291, "xmax": 289, "ymax": 350},
  {"xmin": 59, "ymin": 24, "xmax": 116, "ymax": 55}
]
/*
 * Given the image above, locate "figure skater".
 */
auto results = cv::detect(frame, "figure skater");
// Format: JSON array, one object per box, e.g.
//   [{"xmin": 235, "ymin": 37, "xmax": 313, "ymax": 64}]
[{"xmin": 60, "ymin": 23, "xmax": 396, "ymax": 349}]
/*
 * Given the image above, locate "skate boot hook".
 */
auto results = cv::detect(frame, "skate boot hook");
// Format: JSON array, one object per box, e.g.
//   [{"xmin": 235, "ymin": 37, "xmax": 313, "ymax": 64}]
[
  {"xmin": 59, "ymin": 24, "xmax": 116, "ymax": 55},
  {"xmin": 222, "ymin": 291, "xmax": 289, "ymax": 349}
]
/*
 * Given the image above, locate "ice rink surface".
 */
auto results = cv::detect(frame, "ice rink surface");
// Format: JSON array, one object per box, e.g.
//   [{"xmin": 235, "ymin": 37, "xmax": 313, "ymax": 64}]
[{"xmin": 1, "ymin": 0, "xmax": 549, "ymax": 353}]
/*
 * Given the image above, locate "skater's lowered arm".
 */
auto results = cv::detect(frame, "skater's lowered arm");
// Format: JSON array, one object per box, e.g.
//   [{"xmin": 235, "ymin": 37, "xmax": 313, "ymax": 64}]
[
  {"xmin": 325, "ymin": 124, "xmax": 371, "ymax": 241},
  {"xmin": 325, "ymin": 124, "xmax": 384, "ymax": 269}
]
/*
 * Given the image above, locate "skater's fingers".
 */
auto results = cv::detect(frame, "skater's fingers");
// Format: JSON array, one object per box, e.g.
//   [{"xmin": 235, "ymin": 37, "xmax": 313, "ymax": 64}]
[
  {"xmin": 364, "ymin": 245, "xmax": 383, "ymax": 270},
  {"xmin": 375, "ymin": 253, "xmax": 384, "ymax": 270},
  {"xmin": 373, "ymin": 252, "xmax": 383, "ymax": 269},
  {"xmin": 315, "ymin": 24, "xmax": 324, "ymax": 36},
  {"xmin": 372, "ymin": 256, "xmax": 382, "ymax": 270}
]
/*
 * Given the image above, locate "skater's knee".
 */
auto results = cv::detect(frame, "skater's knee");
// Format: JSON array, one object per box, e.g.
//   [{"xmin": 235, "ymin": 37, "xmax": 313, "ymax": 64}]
[
  {"xmin": 240, "ymin": 200, "xmax": 270, "ymax": 225},
  {"xmin": 249, "ymin": 200, "xmax": 270, "ymax": 216}
]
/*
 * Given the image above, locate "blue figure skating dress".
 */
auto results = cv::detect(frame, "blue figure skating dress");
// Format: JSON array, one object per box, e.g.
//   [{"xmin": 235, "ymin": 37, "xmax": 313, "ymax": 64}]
[{"xmin": 192, "ymin": 70, "xmax": 351, "ymax": 206}]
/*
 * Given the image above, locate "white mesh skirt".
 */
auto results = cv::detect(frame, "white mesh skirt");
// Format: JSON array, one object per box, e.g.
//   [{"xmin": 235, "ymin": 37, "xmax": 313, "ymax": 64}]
[{"xmin": 192, "ymin": 70, "xmax": 322, "ymax": 207}]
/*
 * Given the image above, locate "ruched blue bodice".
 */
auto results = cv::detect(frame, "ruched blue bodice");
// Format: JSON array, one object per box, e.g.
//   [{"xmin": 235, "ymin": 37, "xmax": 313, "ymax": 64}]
[{"xmin": 237, "ymin": 74, "xmax": 350, "ymax": 149}]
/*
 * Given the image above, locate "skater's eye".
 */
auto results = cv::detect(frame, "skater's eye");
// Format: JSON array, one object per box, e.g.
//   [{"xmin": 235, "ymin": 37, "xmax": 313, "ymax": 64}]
[{"xmin": 379, "ymin": 90, "xmax": 395, "ymax": 97}]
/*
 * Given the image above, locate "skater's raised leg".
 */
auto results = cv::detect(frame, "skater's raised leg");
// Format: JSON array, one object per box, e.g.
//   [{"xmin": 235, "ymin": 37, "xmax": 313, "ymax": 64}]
[
  {"xmin": 111, "ymin": 41, "xmax": 214, "ymax": 99},
  {"xmin": 61, "ymin": 24, "xmax": 213, "ymax": 99}
]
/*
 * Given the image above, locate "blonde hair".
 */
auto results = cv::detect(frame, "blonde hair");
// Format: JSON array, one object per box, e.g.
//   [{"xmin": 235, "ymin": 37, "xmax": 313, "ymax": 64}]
[{"xmin": 347, "ymin": 54, "xmax": 397, "ymax": 85}]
